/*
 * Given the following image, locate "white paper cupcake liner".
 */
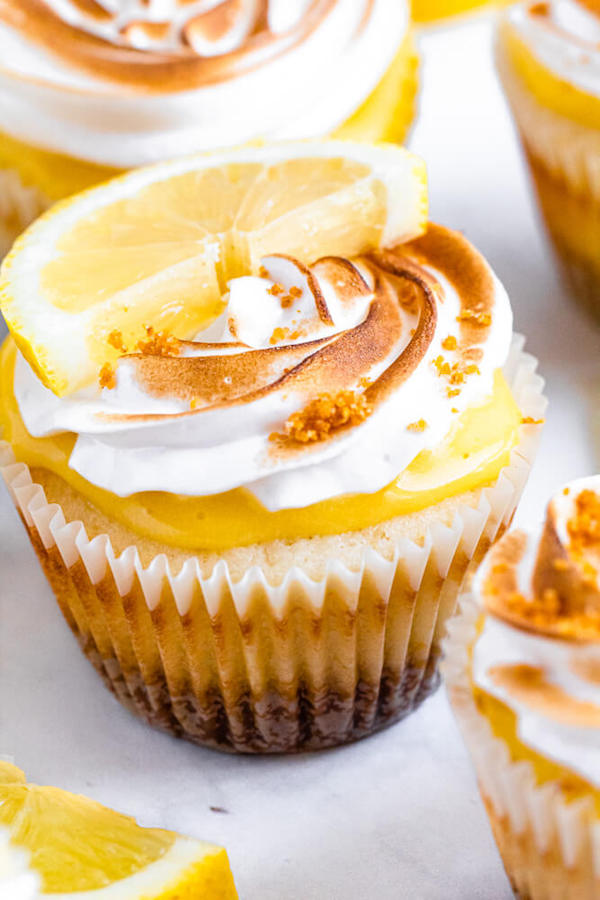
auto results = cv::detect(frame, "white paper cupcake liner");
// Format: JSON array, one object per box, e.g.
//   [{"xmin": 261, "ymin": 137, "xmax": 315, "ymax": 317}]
[
  {"xmin": 1, "ymin": 336, "xmax": 545, "ymax": 753},
  {"xmin": 444, "ymin": 596, "xmax": 600, "ymax": 898}
]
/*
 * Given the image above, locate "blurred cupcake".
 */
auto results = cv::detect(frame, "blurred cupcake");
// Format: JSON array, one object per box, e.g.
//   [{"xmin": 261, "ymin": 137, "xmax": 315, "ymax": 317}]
[
  {"xmin": 445, "ymin": 476, "xmax": 600, "ymax": 898},
  {"xmin": 0, "ymin": 143, "xmax": 545, "ymax": 753},
  {"xmin": 0, "ymin": 0, "xmax": 418, "ymax": 254},
  {"xmin": 497, "ymin": 2, "xmax": 600, "ymax": 322}
]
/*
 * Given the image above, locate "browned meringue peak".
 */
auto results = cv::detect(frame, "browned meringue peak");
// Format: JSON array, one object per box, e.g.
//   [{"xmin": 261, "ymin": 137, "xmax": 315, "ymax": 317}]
[
  {"xmin": 481, "ymin": 477, "xmax": 600, "ymax": 641},
  {"xmin": 0, "ymin": 0, "xmax": 333, "ymax": 91},
  {"xmin": 101, "ymin": 226, "xmax": 497, "ymax": 456}
]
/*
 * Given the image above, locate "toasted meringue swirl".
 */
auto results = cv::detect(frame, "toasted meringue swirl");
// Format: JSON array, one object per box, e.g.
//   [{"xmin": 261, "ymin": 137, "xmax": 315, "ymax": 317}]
[
  {"xmin": 472, "ymin": 476, "xmax": 600, "ymax": 789},
  {"xmin": 14, "ymin": 225, "xmax": 514, "ymax": 510},
  {"xmin": 504, "ymin": 0, "xmax": 600, "ymax": 98},
  {"xmin": 0, "ymin": 0, "xmax": 409, "ymax": 166}
]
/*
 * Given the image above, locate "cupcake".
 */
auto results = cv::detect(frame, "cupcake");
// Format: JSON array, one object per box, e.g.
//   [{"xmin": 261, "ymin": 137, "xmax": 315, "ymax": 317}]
[
  {"xmin": 0, "ymin": 143, "xmax": 545, "ymax": 753},
  {"xmin": 496, "ymin": 2, "xmax": 600, "ymax": 322},
  {"xmin": 0, "ymin": 0, "xmax": 418, "ymax": 255},
  {"xmin": 445, "ymin": 477, "xmax": 600, "ymax": 898}
]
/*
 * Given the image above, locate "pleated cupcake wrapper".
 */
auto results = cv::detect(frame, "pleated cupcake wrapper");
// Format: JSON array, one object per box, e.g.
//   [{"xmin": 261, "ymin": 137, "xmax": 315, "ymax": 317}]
[
  {"xmin": 443, "ymin": 599, "xmax": 600, "ymax": 897},
  {"xmin": 1, "ymin": 337, "xmax": 545, "ymax": 753}
]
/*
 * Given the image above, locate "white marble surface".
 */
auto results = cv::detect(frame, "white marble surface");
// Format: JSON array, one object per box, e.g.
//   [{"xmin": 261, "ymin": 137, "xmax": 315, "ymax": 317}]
[{"xmin": 1, "ymin": 17, "xmax": 599, "ymax": 900}]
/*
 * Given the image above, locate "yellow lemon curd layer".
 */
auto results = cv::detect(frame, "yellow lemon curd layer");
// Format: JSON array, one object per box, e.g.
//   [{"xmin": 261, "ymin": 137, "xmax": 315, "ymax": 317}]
[
  {"xmin": 0, "ymin": 339, "xmax": 522, "ymax": 551},
  {"xmin": 413, "ymin": 0, "xmax": 507, "ymax": 25},
  {"xmin": 501, "ymin": 21, "xmax": 600, "ymax": 129},
  {"xmin": 0, "ymin": 34, "xmax": 417, "ymax": 206}
]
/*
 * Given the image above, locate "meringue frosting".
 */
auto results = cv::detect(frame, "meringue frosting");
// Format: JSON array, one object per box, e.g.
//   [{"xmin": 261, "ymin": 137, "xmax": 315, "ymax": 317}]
[
  {"xmin": 0, "ymin": 0, "xmax": 410, "ymax": 166},
  {"xmin": 472, "ymin": 477, "xmax": 600, "ymax": 790},
  {"xmin": 9, "ymin": 225, "xmax": 515, "ymax": 514},
  {"xmin": 503, "ymin": 0, "xmax": 600, "ymax": 100}
]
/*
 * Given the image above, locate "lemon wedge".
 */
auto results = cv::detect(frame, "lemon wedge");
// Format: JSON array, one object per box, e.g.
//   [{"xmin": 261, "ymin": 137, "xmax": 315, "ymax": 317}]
[
  {"xmin": 0, "ymin": 141, "xmax": 427, "ymax": 396},
  {"xmin": 0, "ymin": 761, "xmax": 238, "ymax": 898}
]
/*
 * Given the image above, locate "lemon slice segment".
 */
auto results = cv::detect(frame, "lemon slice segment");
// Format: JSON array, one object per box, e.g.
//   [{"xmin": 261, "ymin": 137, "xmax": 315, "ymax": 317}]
[
  {"xmin": 0, "ymin": 762, "xmax": 238, "ymax": 898},
  {"xmin": 0, "ymin": 141, "xmax": 427, "ymax": 396}
]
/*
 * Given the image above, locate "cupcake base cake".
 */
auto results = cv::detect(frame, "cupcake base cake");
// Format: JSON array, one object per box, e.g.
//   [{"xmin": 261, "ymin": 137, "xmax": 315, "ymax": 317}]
[
  {"xmin": 0, "ymin": 144, "xmax": 545, "ymax": 753},
  {"xmin": 445, "ymin": 477, "xmax": 600, "ymax": 898}
]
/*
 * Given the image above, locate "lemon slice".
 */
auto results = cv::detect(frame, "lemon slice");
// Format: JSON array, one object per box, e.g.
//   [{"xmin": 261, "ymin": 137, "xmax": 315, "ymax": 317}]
[
  {"xmin": 0, "ymin": 761, "xmax": 238, "ymax": 898},
  {"xmin": 0, "ymin": 141, "xmax": 427, "ymax": 396}
]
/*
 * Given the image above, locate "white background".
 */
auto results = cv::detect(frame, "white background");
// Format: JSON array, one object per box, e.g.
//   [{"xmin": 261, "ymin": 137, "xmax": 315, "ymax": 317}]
[{"xmin": 1, "ymin": 17, "xmax": 598, "ymax": 899}]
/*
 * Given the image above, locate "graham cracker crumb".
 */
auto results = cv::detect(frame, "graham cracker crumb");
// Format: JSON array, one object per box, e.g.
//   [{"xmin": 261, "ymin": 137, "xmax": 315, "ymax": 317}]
[
  {"xmin": 442, "ymin": 335, "xmax": 457, "ymax": 351},
  {"xmin": 136, "ymin": 326, "xmax": 180, "ymax": 357},
  {"xmin": 99, "ymin": 363, "xmax": 116, "ymax": 390},
  {"xmin": 407, "ymin": 419, "xmax": 428, "ymax": 433},
  {"xmin": 521, "ymin": 416, "xmax": 545, "ymax": 425},
  {"xmin": 107, "ymin": 329, "xmax": 127, "ymax": 353},
  {"xmin": 273, "ymin": 391, "xmax": 372, "ymax": 444}
]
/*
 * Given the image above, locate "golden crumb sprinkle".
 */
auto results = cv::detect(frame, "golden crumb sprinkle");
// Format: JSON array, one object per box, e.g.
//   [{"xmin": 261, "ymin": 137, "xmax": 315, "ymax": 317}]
[
  {"xmin": 529, "ymin": 1, "xmax": 549, "ymax": 14},
  {"xmin": 107, "ymin": 329, "xmax": 127, "ymax": 353},
  {"xmin": 273, "ymin": 391, "xmax": 372, "ymax": 444},
  {"xmin": 289, "ymin": 286, "xmax": 303, "ymax": 299},
  {"xmin": 451, "ymin": 407, "xmax": 459, "ymax": 414},
  {"xmin": 136, "ymin": 325, "xmax": 180, "ymax": 357},
  {"xmin": 521, "ymin": 416, "xmax": 545, "ymax": 425},
  {"xmin": 99, "ymin": 363, "xmax": 116, "ymax": 390},
  {"xmin": 442, "ymin": 335, "xmax": 458, "ymax": 351},
  {"xmin": 259, "ymin": 266, "xmax": 270, "ymax": 279},
  {"xmin": 269, "ymin": 326, "xmax": 301, "ymax": 345},
  {"xmin": 280, "ymin": 295, "xmax": 294, "ymax": 309},
  {"xmin": 447, "ymin": 388, "xmax": 460, "ymax": 398},
  {"xmin": 457, "ymin": 308, "xmax": 492, "ymax": 327},
  {"xmin": 567, "ymin": 491, "xmax": 600, "ymax": 568},
  {"xmin": 407, "ymin": 419, "xmax": 428, "ymax": 433},
  {"xmin": 268, "ymin": 283, "xmax": 285, "ymax": 297}
]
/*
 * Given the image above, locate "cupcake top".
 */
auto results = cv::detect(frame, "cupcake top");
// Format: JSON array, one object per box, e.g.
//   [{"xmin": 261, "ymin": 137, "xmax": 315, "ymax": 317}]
[
  {"xmin": 0, "ymin": 0, "xmax": 409, "ymax": 166},
  {"xmin": 502, "ymin": 0, "xmax": 600, "ymax": 98},
  {"xmin": 472, "ymin": 476, "xmax": 600, "ymax": 787},
  {"xmin": 13, "ymin": 224, "xmax": 514, "ymax": 511}
]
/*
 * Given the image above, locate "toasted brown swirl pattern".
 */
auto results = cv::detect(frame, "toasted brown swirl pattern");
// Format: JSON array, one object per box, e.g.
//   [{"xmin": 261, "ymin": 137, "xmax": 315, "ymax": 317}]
[{"xmin": 0, "ymin": 0, "xmax": 349, "ymax": 91}]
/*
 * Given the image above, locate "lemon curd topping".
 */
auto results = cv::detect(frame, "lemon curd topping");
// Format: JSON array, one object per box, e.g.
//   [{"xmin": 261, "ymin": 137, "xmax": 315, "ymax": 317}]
[
  {"xmin": 501, "ymin": 20, "xmax": 600, "ymax": 128},
  {"xmin": 0, "ymin": 338, "xmax": 522, "ymax": 551}
]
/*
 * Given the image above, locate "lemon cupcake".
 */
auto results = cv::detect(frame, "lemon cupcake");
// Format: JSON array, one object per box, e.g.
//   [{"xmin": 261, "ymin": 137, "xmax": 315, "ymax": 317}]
[
  {"xmin": 445, "ymin": 476, "xmax": 600, "ymax": 898},
  {"xmin": 0, "ymin": 0, "xmax": 418, "ymax": 255},
  {"xmin": 497, "ymin": 2, "xmax": 600, "ymax": 322},
  {"xmin": 0, "ymin": 142, "xmax": 545, "ymax": 753}
]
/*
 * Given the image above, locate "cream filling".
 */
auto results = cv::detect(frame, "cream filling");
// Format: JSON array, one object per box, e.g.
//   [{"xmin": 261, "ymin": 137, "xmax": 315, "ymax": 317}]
[
  {"xmin": 14, "ymin": 252, "xmax": 513, "ymax": 510},
  {"xmin": 506, "ymin": 1, "xmax": 600, "ymax": 99},
  {"xmin": 0, "ymin": 0, "xmax": 409, "ymax": 166}
]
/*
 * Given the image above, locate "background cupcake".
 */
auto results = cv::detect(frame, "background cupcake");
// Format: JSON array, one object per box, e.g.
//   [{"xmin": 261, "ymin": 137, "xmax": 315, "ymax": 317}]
[
  {"xmin": 0, "ymin": 0, "xmax": 418, "ymax": 255},
  {"xmin": 445, "ymin": 476, "xmax": 600, "ymax": 899},
  {"xmin": 496, "ymin": 1, "xmax": 600, "ymax": 322},
  {"xmin": 0, "ymin": 142, "xmax": 545, "ymax": 753}
]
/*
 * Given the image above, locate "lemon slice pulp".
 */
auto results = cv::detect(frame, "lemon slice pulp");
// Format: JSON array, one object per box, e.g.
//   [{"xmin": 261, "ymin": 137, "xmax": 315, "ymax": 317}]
[
  {"xmin": 0, "ymin": 141, "xmax": 427, "ymax": 396},
  {"xmin": 0, "ymin": 762, "xmax": 238, "ymax": 898}
]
